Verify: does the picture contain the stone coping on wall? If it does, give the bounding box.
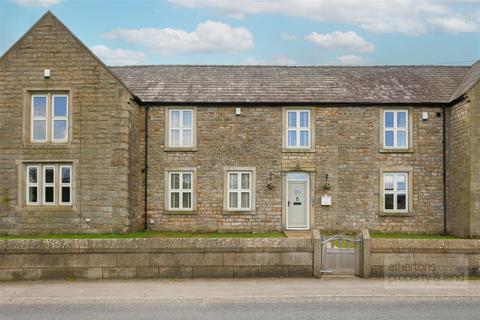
[371,238,480,254]
[0,237,313,254]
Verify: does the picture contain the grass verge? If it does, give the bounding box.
[371,232,460,239]
[0,230,286,240]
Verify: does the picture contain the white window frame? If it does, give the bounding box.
[383,172,408,212]
[168,109,193,148]
[26,165,40,205]
[168,171,193,211]
[42,165,56,205]
[383,110,408,149]
[227,171,252,211]
[31,94,48,143]
[51,94,69,143]
[59,165,72,205]
[286,109,311,149]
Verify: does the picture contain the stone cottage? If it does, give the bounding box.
[0,12,479,237]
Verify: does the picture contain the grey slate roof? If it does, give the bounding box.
[110,65,470,104]
[449,61,480,101]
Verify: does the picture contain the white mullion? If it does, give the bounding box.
[179,111,184,147]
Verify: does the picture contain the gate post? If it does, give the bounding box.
[361,229,371,278]
[312,229,322,278]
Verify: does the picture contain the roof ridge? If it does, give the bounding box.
[109,64,470,69]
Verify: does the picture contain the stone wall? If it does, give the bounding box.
[0,238,313,280]
[0,13,139,234]
[147,106,445,234]
[446,80,480,238]
[370,238,480,277]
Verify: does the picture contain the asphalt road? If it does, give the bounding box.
[2,297,480,320]
[1,279,479,320]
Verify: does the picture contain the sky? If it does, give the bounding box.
[0,0,479,66]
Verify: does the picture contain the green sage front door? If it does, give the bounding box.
[287,177,309,229]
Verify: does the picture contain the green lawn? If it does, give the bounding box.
[371,232,460,239]
[0,230,286,240]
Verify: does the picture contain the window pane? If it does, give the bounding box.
[183,173,192,189]
[287,112,296,128]
[288,130,296,147]
[229,192,238,208]
[182,129,192,146]
[33,120,47,140]
[61,167,71,183]
[45,186,54,203]
[397,194,407,210]
[229,173,238,190]
[397,174,406,190]
[45,168,54,183]
[33,96,47,116]
[61,187,71,203]
[300,130,309,147]
[182,192,192,209]
[384,174,394,190]
[183,111,192,127]
[170,129,180,146]
[241,173,250,189]
[171,111,180,126]
[28,167,38,183]
[170,192,180,208]
[170,173,180,189]
[397,131,407,148]
[53,96,67,116]
[28,186,38,203]
[385,112,394,128]
[385,130,394,147]
[299,112,309,128]
[241,192,250,209]
[397,112,407,128]
[385,194,394,210]
[53,120,67,140]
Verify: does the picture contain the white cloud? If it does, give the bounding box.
[169,0,480,36]
[90,45,146,66]
[11,0,59,7]
[281,32,297,40]
[104,21,253,54]
[336,54,369,66]
[428,17,479,33]
[305,31,374,52]
[246,55,298,65]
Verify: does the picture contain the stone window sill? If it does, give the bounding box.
[379,211,415,217]
[23,143,71,149]
[282,148,315,153]
[379,148,414,154]
[164,147,197,152]
[223,211,255,215]
[163,211,197,215]
[21,206,75,212]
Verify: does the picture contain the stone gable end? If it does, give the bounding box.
[0,12,143,234]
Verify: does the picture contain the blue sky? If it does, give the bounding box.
[1,0,479,66]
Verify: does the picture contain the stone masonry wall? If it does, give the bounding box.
[0,238,313,280]
[446,100,471,237]
[147,106,445,234]
[370,238,480,277]
[0,14,139,234]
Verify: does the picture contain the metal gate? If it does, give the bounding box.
[321,234,362,275]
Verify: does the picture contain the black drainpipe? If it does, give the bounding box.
[442,105,447,235]
[144,105,149,231]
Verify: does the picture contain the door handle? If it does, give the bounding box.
[288,201,290,207]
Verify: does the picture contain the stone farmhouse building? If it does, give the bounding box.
[1,12,479,237]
